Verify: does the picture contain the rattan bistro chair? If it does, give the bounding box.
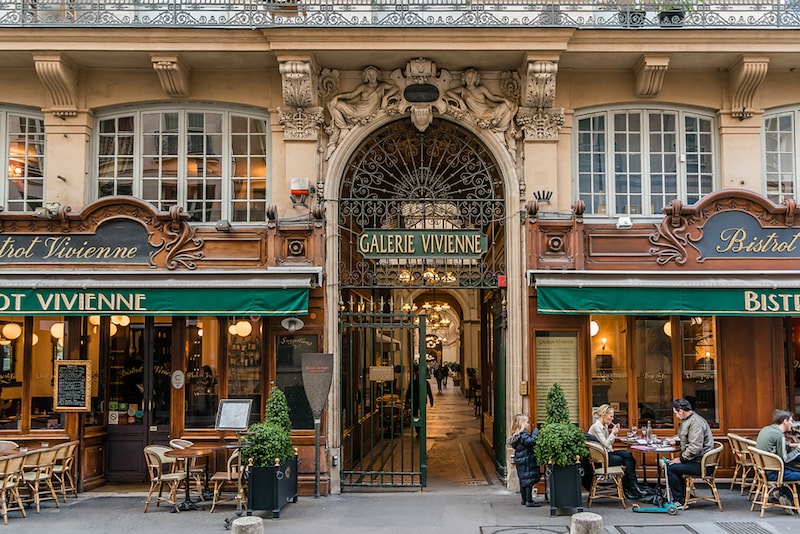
[586,440,627,509]
[52,441,79,502]
[21,448,61,513]
[682,441,724,511]
[208,450,246,513]
[0,454,27,524]
[727,433,757,499]
[168,438,206,501]
[143,445,183,513]
[748,445,800,517]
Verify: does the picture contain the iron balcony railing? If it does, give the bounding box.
[0,0,798,28]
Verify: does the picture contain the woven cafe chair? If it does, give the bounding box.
[0,441,18,452]
[0,454,27,524]
[682,441,724,511]
[727,433,757,499]
[209,449,246,513]
[168,438,205,501]
[20,448,61,513]
[586,440,626,509]
[143,445,183,513]
[748,445,800,517]
[52,441,79,502]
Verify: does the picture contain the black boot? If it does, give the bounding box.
[521,486,530,505]
[624,487,641,500]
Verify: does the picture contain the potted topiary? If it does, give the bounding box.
[241,388,298,519]
[534,383,588,516]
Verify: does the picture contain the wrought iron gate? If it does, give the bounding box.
[339,301,428,488]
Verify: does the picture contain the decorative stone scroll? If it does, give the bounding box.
[278,59,325,141]
[33,54,78,117]
[729,56,769,120]
[516,60,564,142]
[151,55,190,98]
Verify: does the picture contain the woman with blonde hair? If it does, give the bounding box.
[588,404,649,500]
[507,413,541,507]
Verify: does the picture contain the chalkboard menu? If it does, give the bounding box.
[54,360,92,412]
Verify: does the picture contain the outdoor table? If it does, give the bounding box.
[630,442,677,488]
[164,445,214,512]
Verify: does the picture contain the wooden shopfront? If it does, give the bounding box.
[0,197,325,492]
[525,189,800,475]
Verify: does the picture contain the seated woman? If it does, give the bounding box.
[588,404,650,500]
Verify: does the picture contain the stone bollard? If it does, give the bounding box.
[570,511,604,534]
[232,516,264,534]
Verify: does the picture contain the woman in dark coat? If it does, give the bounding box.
[507,413,541,507]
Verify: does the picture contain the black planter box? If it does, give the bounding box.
[547,463,584,517]
[246,457,298,519]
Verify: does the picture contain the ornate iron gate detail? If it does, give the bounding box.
[339,299,428,488]
[339,119,506,290]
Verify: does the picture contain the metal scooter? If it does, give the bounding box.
[631,457,680,515]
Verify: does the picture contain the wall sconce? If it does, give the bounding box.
[290,177,315,209]
[281,317,304,333]
[616,216,633,229]
[214,219,232,232]
[50,322,65,339]
[590,320,599,337]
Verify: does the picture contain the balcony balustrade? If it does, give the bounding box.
[0,0,798,29]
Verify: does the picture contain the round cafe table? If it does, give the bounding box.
[164,446,214,512]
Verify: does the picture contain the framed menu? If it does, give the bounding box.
[54,360,92,412]
[215,398,253,431]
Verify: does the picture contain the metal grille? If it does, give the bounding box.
[339,119,506,290]
[339,301,428,488]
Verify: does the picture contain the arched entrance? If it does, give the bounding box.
[335,118,509,489]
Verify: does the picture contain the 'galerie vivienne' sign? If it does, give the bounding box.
[357,229,487,259]
[694,210,800,259]
[0,219,154,264]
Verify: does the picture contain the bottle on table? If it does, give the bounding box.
[645,420,652,444]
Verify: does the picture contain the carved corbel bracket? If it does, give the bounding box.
[634,55,670,98]
[523,60,557,109]
[729,56,769,120]
[280,59,324,140]
[151,55,190,98]
[33,54,78,117]
[391,58,450,133]
[516,107,565,141]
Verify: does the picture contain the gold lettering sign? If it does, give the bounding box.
[357,229,487,259]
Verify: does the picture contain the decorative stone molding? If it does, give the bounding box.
[279,59,325,140]
[390,58,449,132]
[278,106,325,140]
[729,56,769,120]
[523,60,557,109]
[634,55,670,98]
[516,108,565,141]
[151,55,190,98]
[33,54,78,117]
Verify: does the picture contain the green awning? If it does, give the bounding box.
[530,270,800,316]
[0,268,319,316]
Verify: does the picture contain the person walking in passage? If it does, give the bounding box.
[405,369,434,436]
[588,404,650,500]
[665,397,714,507]
[434,364,447,393]
[507,413,541,507]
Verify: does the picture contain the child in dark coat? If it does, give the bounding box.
[507,413,541,507]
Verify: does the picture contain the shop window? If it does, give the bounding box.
[590,316,628,423]
[84,316,105,427]
[226,317,262,426]
[764,110,798,203]
[32,317,65,430]
[95,106,270,224]
[680,317,718,427]
[276,333,316,430]
[0,318,23,431]
[576,107,715,217]
[2,109,45,212]
[184,316,219,429]
[534,331,579,425]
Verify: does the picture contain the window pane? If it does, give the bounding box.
[6,113,45,212]
[227,317,262,426]
[680,317,719,428]
[0,317,23,430]
[31,317,66,430]
[535,331,579,424]
[185,317,219,429]
[590,316,630,427]
[633,317,673,429]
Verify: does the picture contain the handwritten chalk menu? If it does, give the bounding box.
[54,360,92,412]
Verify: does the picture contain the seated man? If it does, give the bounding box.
[755,409,800,481]
[665,397,714,507]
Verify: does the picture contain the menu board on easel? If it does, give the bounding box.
[54,360,92,412]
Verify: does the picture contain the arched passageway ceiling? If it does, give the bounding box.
[338,119,507,291]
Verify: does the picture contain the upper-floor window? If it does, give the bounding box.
[576,108,715,217]
[2,109,45,212]
[764,110,798,204]
[96,107,270,223]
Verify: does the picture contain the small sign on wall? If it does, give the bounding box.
[54,360,92,412]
